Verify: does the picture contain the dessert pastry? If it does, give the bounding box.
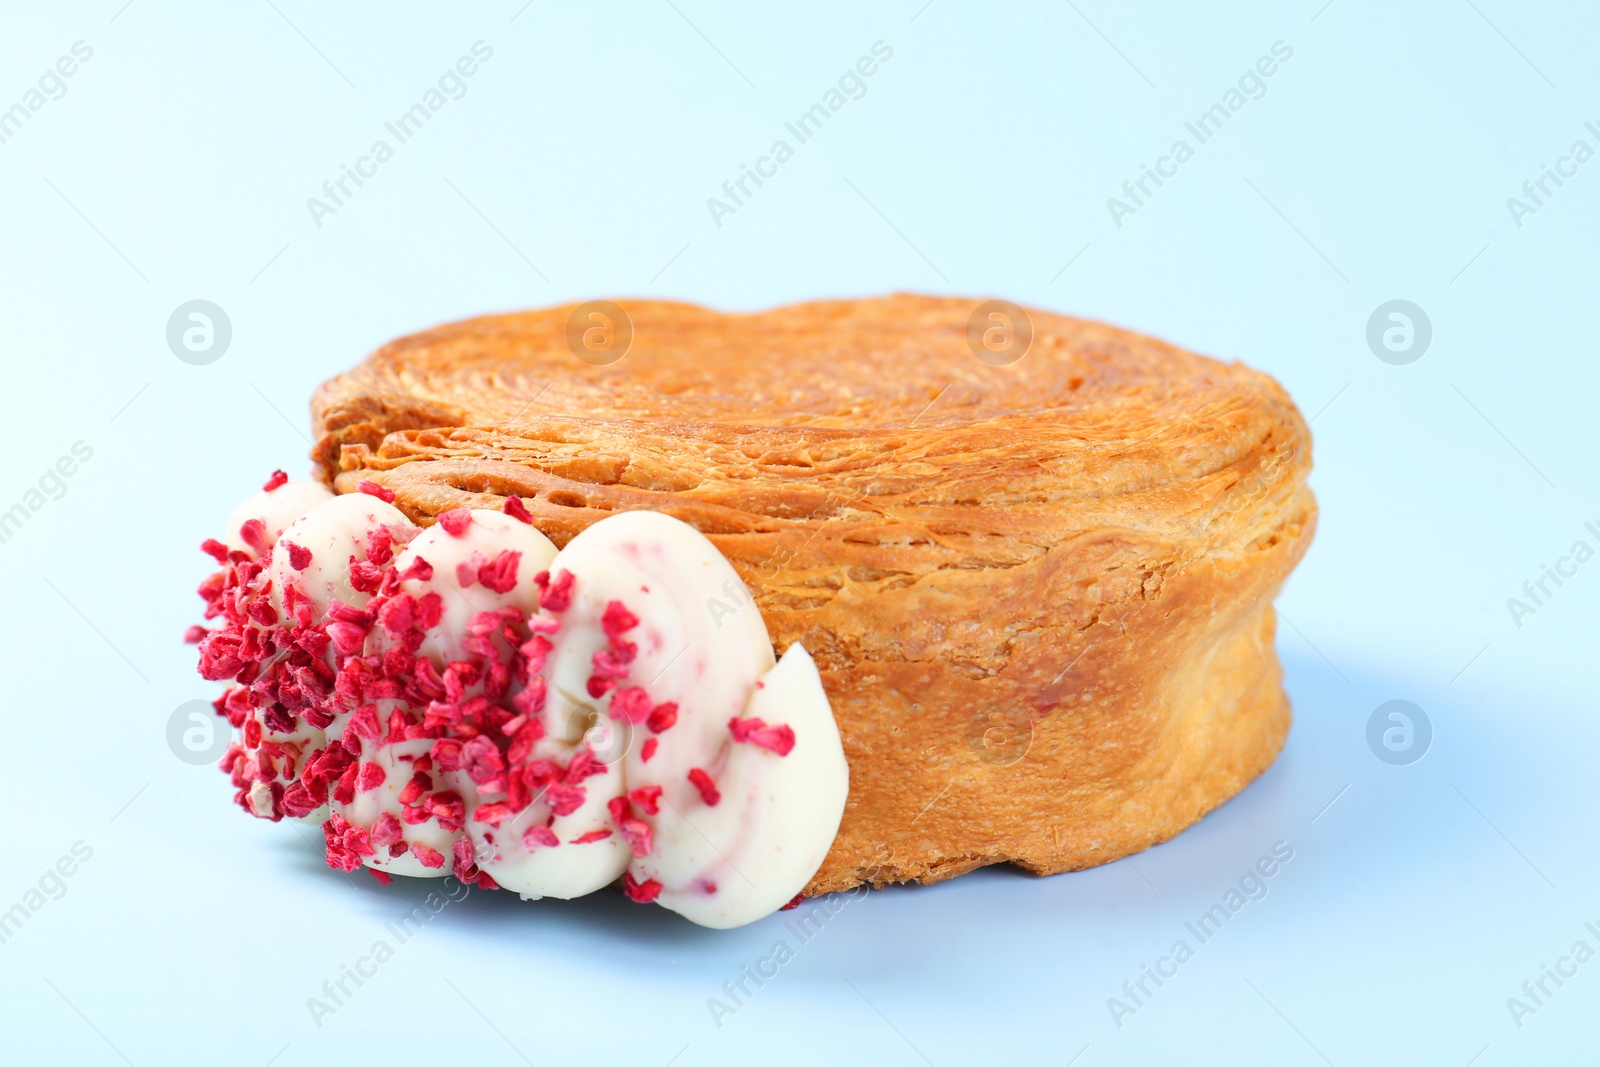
[191,294,1314,924]
[194,474,846,928]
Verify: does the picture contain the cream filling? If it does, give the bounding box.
[216,484,848,929]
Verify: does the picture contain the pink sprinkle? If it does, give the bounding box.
[183,625,208,644]
[451,838,477,879]
[570,829,613,845]
[369,868,394,885]
[780,893,805,911]
[358,480,395,503]
[536,569,575,612]
[456,560,478,588]
[245,599,279,626]
[348,558,383,593]
[322,815,374,872]
[565,750,607,785]
[281,783,321,819]
[356,762,387,793]
[628,785,663,815]
[263,470,288,492]
[608,686,652,723]
[545,783,586,817]
[620,818,652,858]
[728,716,797,757]
[377,594,417,636]
[527,615,562,636]
[284,541,312,571]
[646,702,678,734]
[370,813,404,847]
[200,538,230,563]
[430,738,464,771]
[641,738,658,763]
[461,736,506,787]
[688,768,720,807]
[477,550,521,595]
[239,518,270,557]
[507,719,545,764]
[474,802,513,827]
[397,556,433,582]
[601,600,639,638]
[438,508,472,536]
[397,771,431,806]
[366,525,394,566]
[412,844,446,869]
[503,496,533,524]
[590,647,634,680]
[348,705,381,739]
[622,872,663,903]
[416,593,442,630]
[431,794,467,833]
[523,825,559,850]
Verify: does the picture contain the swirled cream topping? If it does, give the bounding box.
[190,472,848,929]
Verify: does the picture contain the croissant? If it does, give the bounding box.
[308,294,1315,895]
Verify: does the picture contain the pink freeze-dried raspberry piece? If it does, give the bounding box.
[460,736,507,789]
[349,558,382,593]
[358,480,395,503]
[728,716,796,757]
[356,762,387,793]
[477,550,521,594]
[370,813,404,848]
[628,785,662,814]
[601,599,639,638]
[281,782,322,818]
[365,525,394,566]
[474,802,513,827]
[503,496,533,524]
[522,824,559,850]
[239,518,270,557]
[262,470,288,492]
[619,819,652,858]
[437,508,471,536]
[688,768,720,807]
[646,702,678,734]
[623,872,663,903]
[535,569,575,612]
[323,815,375,872]
[608,686,652,723]
[544,783,586,816]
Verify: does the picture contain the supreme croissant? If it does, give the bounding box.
[195,294,1314,922]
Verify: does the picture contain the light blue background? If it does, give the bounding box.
[1,1,1596,1063]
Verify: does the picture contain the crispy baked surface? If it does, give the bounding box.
[311,295,1316,894]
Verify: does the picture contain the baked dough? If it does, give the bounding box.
[310,294,1315,895]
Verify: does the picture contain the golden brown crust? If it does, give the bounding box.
[310,295,1315,895]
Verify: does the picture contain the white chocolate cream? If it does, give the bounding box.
[224,478,333,555]
[194,482,849,929]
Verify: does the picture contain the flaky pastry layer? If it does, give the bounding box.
[309,295,1316,894]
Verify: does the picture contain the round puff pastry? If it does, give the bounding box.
[310,294,1316,896]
